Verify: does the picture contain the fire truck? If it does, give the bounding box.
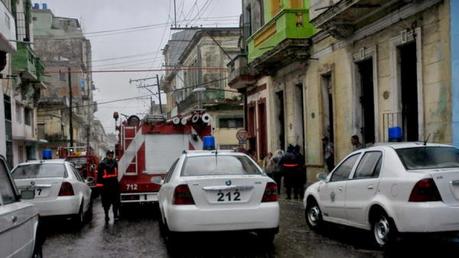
[58,146,100,193]
[115,111,212,205]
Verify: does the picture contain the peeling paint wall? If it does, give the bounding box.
[305,1,451,181]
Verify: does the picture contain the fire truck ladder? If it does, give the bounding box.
[118,126,144,180]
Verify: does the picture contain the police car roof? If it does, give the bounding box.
[17,159,67,166]
[183,150,245,157]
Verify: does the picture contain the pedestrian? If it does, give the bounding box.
[271,150,284,194]
[262,152,274,178]
[322,137,335,173]
[293,145,306,199]
[98,150,120,223]
[351,135,363,150]
[279,145,302,200]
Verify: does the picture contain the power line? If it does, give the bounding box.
[44,66,228,74]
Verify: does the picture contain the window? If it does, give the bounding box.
[0,159,17,205]
[11,163,67,179]
[24,107,33,126]
[70,165,84,182]
[164,159,179,183]
[330,154,360,182]
[181,155,261,176]
[396,147,459,170]
[354,152,382,179]
[16,103,22,123]
[219,117,243,129]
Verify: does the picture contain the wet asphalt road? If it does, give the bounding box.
[40,196,459,258]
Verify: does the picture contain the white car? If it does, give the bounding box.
[11,159,92,227]
[0,155,41,258]
[157,151,279,243]
[304,143,459,247]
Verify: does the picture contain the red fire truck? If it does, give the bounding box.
[115,112,211,205]
[58,146,101,193]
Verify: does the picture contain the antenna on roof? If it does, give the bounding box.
[423,133,431,146]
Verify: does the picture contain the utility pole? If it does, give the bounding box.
[68,67,74,148]
[156,74,163,114]
[173,0,177,28]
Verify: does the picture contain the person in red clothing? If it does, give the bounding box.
[98,150,120,223]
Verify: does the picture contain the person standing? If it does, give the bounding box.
[279,145,302,200]
[293,145,306,199]
[322,137,334,173]
[98,150,120,223]
[262,152,274,178]
[351,135,363,150]
[271,150,284,194]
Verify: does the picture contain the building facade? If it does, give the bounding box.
[163,28,244,150]
[31,5,97,158]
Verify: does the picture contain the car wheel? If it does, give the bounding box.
[84,199,93,223]
[72,201,84,228]
[305,198,323,231]
[372,212,397,248]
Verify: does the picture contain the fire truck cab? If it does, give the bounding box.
[115,112,211,205]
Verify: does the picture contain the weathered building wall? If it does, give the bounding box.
[304,1,451,181]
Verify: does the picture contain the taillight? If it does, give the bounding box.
[262,182,278,202]
[58,182,75,196]
[173,184,195,205]
[409,178,442,202]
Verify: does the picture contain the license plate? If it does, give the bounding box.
[21,189,35,200]
[217,190,241,202]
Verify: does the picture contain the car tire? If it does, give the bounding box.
[305,198,323,231]
[72,201,84,228]
[84,198,93,223]
[372,211,398,248]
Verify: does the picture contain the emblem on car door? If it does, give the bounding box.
[330,191,336,202]
[225,180,232,186]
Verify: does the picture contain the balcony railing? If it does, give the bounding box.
[12,42,44,81]
[227,54,256,89]
[247,5,314,63]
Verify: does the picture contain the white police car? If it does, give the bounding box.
[157,142,279,244]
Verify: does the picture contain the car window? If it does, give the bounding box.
[396,146,459,170]
[330,154,360,182]
[11,163,67,179]
[181,155,261,176]
[70,165,84,182]
[353,152,382,179]
[164,158,179,183]
[0,160,17,205]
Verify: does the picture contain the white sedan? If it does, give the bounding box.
[158,151,279,243]
[11,159,92,227]
[304,143,459,248]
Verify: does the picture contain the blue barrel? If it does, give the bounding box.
[203,136,216,150]
[42,149,53,159]
[388,127,403,142]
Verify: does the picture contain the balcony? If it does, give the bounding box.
[247,3,314,72]
[177,90,228,114]
[310,0,413,39]
[12,42,44,81]
[227,54,256,90]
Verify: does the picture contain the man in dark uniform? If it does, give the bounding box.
[98,150,120,223]
[280,145,303,200]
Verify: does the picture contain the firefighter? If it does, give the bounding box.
[98,150,120,223]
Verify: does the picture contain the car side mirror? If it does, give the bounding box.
[316,172,328,182]
[151,176,163,185]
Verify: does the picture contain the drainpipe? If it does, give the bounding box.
[452,0,459,147]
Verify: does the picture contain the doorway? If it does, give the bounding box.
[257,101,267,159]
[275,91,285,150]
[295,83,305,154]
[357,58,375,145]
[398,42,418,141]
[321,74,334,142]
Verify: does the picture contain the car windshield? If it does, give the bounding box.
[11,163,67,179]
[181,155,261,176]
[396,146,459,170]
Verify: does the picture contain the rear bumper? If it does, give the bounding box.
[120,192,158,203]
[27,196,81,217]
[393,202,459,232]
[166,202,280,232]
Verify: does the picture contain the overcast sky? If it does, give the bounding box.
[36,0,241,134]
